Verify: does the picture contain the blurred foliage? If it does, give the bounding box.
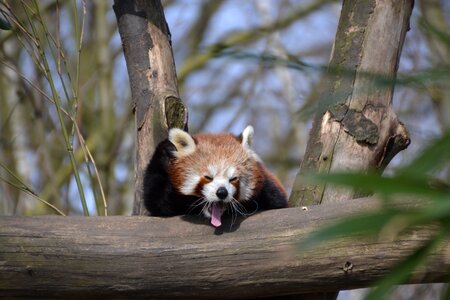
[0,0,447,208]
[0,0,130,215]
[296,2,450,296]
[299,131,450,299]
[0,0,345,216]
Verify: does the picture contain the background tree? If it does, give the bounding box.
[2,0,447,214]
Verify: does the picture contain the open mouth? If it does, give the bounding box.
[210,201,225,228]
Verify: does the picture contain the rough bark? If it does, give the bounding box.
[1,197,448,299]
[289,0,413,207]
[113,0,188,216]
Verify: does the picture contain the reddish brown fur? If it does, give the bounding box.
[231,179,240,200]
[169,132,265,200]
[192,177,205,196]
[144,127,287,218]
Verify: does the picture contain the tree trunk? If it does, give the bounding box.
[288,1,413,299]
[289,0,413,207]
[113,0,188,216]
[1,197,448,299]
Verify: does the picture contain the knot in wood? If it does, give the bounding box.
[342,261,353,273]
[26,266,34,276]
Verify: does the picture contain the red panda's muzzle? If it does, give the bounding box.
[216,186,228,200]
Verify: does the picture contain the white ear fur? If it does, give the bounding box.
[168,128,196,157]
[241,125,254,149]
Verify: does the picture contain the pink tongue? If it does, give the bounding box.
[211,202,223,228]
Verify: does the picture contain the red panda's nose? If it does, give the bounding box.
[216,187,228,200]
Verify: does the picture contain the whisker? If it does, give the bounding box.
[201,200,212,217]
[230,200,245,216]
[227,201,238,230]
[248,199,258,215]
[188,197,207,215]
[190,197,206,208]
[228,202,237,227]
[232,197,256,217]
[225,198,248,230]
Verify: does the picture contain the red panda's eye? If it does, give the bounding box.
[230,177,238,182]
[204,175,213,181]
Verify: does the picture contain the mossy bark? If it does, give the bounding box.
[113,0,188,215]
[289,0,413,207]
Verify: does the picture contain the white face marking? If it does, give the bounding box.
[202,176,236,203]
[207,165,217,177]
[226,166,236,179]
[180,173,201,195]
[239,177,253,201]
[200,166,241,218]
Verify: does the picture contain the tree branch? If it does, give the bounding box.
[1,197,448,299]
[113,0,188,216]
[289,0,413,207]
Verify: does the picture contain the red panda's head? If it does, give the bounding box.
[167,126,263,227]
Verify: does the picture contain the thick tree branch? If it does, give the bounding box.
[113,0,188,216]
[1,197,448,299]
[289,0,413,207]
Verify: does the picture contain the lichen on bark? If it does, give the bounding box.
[342,109,378,145]
[289,0,413,207]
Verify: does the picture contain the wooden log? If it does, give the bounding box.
[0,197,448,299]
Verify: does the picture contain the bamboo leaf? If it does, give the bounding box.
[299,193,450,251]
[298,210,399,250]
[411,197,450,224]
[307,172,442,198]
[398,131,450,178]
[443,282,450,300]
[0,175,65,216]
[418,17,450,46]
[365,227,449,300]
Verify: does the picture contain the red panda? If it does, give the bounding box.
[143,126,288,227]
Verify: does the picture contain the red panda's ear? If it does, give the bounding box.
[168,128,196,158]
[240,125,262,162]
[241,125,254,150]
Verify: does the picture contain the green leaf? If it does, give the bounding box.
[418,17,450,47]
[365,227,449,300]
[407,196,450,225]
[443,281,450,300]
[398,131,450,178]
[298,210,399,250]
[307,172,442,198]
[299,195,450,250]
